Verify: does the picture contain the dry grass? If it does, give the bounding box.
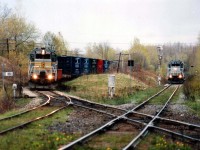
[64,73,148,103]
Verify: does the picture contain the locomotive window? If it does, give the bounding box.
[30,54,34,61]
[36,54,51,59]
[171,64,180,66]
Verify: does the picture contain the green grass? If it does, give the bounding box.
[62,73,159,105]
[0,106,59,131]
[74,132,134,150]
[100,86,162,105]
[149,87,176,104]
[137,133,192,150]
[185,100,200,116]
[0,107,76,150]
[170,86,183,103]
[0,99,33,119]
[15,98,32,108]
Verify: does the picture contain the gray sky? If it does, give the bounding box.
[1,0,200,50]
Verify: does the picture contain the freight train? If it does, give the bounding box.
[167,60,185,84]
[28,48,110,88]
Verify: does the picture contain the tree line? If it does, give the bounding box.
[0,4,199,77]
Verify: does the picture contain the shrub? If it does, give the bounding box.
[183,75,200,101]
[0,87,15,113]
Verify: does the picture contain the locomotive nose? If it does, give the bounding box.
[40,71,46,78]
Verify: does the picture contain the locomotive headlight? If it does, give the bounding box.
[169,74,172,78]
[173,67,177,71]
[178,74,183,78]
[42,50,46,55]
[48,74,53,80]
[32,74,38,79]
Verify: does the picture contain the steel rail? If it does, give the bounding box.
[53,91,127,113]
[124,117,200,142]
[150,125,200,143]
[156,117,200,129]
[0,106,66,135]
[58,88,200,130]
[55,86,200,150]
[56,85,200,150]
[123,85,180,150]
[0,93,71,135]
[58,85,171,150]
[0,95,51,122]
[70,103,117,118]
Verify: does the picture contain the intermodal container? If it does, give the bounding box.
[57,56,72,76]
[81,58,91,74]
[57,69,62,80]
[97,59,103,73]
[103,60,110,73]
[72,57,82,76]
[90,59,97,74]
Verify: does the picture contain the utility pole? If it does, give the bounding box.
[1,63,5,98]
[116,52,129,73]
[117,52,121,73]
[157,46,163,86]
[2,64,4,90]
[7,38,9,58]
[128,54,134,92]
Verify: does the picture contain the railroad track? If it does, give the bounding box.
[2,86,199,149]
[0,93,69,135]
[57,85,200,149]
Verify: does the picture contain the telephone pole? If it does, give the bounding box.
[116,52,129,73]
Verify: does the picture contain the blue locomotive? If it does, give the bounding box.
[167,60,185,83]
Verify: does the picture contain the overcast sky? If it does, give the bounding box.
[1,0,200,50]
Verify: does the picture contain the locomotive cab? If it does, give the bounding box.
[28,47,58,85]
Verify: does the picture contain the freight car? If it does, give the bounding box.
[167,60,185,84]
[57,56,110,78]
[28,47,58,88]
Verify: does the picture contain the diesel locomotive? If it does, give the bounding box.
[167,60,185,83]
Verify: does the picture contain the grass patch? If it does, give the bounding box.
[170,86,183,103]
[0,106,59,131]
[101,86,162,105]
[0,107,77,150]
[15,98,32,108]
[74,132,134,150]
[149,87,176,104]
[0,98,32,117]
[185,100,200,116]
[62,73,157,105]
[137,133,192,150]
